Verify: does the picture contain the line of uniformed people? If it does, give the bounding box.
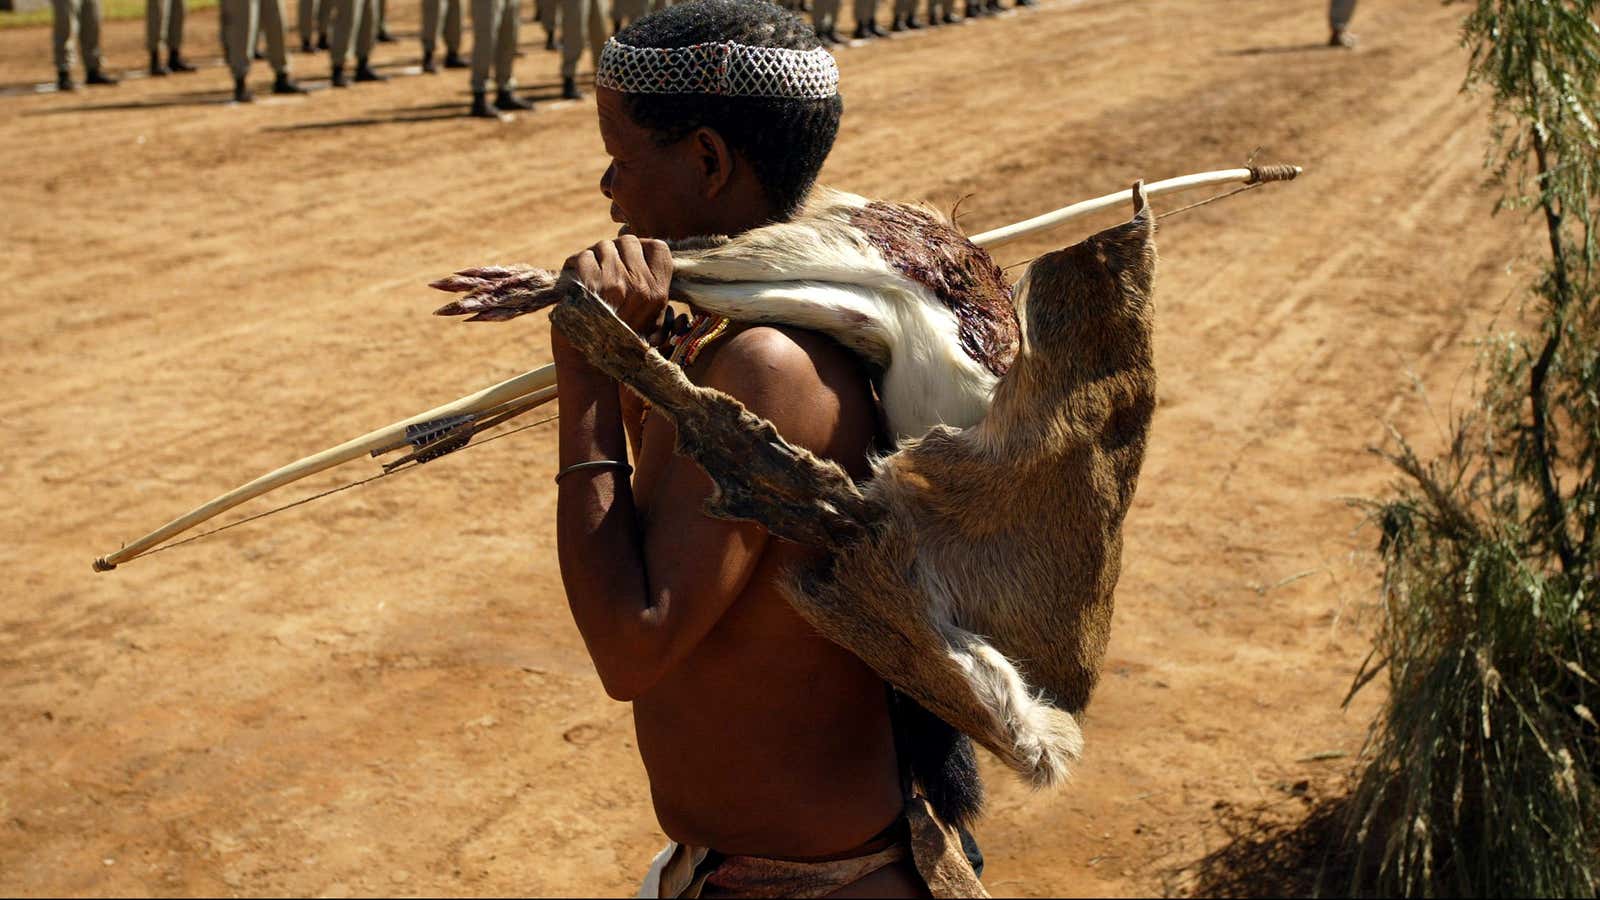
[49,0,1093,112]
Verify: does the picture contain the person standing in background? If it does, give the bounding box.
[470,0,533,116]
[147,0,196,75]
[890,0,918,32]
[376,0,396,41]
[1329,0,1357,47]
[223,0,307,100]
[811,0,841,45]
[421,0,467,72]
[851,0,884,40]
[52,0,117,90]
[537,0,559,50]
[298,0,334,52]
[329,0,387,86]
[558,0,607,100]
[612,0,645,34]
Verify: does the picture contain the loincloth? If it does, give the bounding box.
[637,796,987,899]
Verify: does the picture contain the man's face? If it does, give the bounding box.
[596,88,708,241]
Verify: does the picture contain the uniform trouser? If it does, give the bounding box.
[225,0,290,76]
[1329,0,1356,29]
[331,0,377,65]
[537,0,557,33]
[893,0,913,19]
[147,0,184,55]
[812,0,837,31]
[51,0,104,73]
[926,0,951,19]
[651,0,668,9]
[471,0,519,91]
[298,0,331,42]
[560,0,608,79]
[613,0,645,25]
[853,0,875,25]
[422,0,463,53]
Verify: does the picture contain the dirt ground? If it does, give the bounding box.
[0,0,1543,895]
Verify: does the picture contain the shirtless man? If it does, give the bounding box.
[550,1,981,896]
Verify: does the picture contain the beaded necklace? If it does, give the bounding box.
[639,311,731,428]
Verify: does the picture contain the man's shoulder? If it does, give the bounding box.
[694,323,878,464]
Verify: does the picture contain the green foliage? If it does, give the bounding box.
[1343,0,1600,896]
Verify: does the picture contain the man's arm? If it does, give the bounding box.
[550,238,876,701]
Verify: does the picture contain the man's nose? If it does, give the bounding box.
[600,162,615,199]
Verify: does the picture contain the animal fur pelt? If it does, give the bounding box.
[432,188,1021,442]
[484,186,1157,790]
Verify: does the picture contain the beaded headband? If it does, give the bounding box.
[595,38,840,100]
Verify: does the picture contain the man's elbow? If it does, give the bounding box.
[593,656,666,703]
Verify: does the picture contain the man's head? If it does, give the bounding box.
[594,0,844,241]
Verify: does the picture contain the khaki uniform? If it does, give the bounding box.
[471,0,520,91]
[51,0,105,74]
[331,0,378,66]
[1329,0,1356,30]
[224,0,291,78]
[297,0,334,45]
[422,0,463,54]
[560,0,608,80]
[613,0,646,27]
[812,0,838,35]
[537,0,557,38]
[147,0,184,57]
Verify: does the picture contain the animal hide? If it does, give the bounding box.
[442,186,1158,789]
[433,188,1020,442]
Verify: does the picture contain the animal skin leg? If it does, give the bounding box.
[548,280,878,549]
[790,561,1083,787]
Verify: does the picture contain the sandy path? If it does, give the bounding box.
[0,0,1539,895]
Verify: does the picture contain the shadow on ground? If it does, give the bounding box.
[1167,794,1369,898]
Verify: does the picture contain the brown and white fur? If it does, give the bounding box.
[434,188,1020,442]
[533,186,1157,790]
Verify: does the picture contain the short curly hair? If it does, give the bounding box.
[614,0,844,220]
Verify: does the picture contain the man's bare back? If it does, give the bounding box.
[627,324,903,858]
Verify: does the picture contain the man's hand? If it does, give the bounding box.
[561,235,674,338]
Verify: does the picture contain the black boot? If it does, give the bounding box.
[561,76,582,100]
[906,13,922,27]
[422,50,437,73]
[868,15,888,36]
[84,67,119,86]
[495,88,533,110]
[317,32,330,50]
[301,36,315,53]
[942,10,956,22]
[984,0,1002,12]
[544,30,557,50]
[853,20,868,39]
[354,57,387,81]
[330,64,349,87]
[963,1,979,16]
[444,50,468,68]
[56,69,76,91]
[470,90,498,118]
[169,51,196,72]
[890,14,905,31]
[827,27,844,43]
[233,75,254,102]
[150,50,170,76]
[376,26,396,42]
[273,71,308,93]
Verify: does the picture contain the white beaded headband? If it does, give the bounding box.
[595,38,840,100]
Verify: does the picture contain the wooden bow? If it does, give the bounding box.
[92,164,1299,572]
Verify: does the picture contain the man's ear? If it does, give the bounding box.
[691,126,736,200]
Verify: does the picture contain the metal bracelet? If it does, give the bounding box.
[554,459,633,484]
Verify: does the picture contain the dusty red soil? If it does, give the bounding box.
[0,0,1540,895]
